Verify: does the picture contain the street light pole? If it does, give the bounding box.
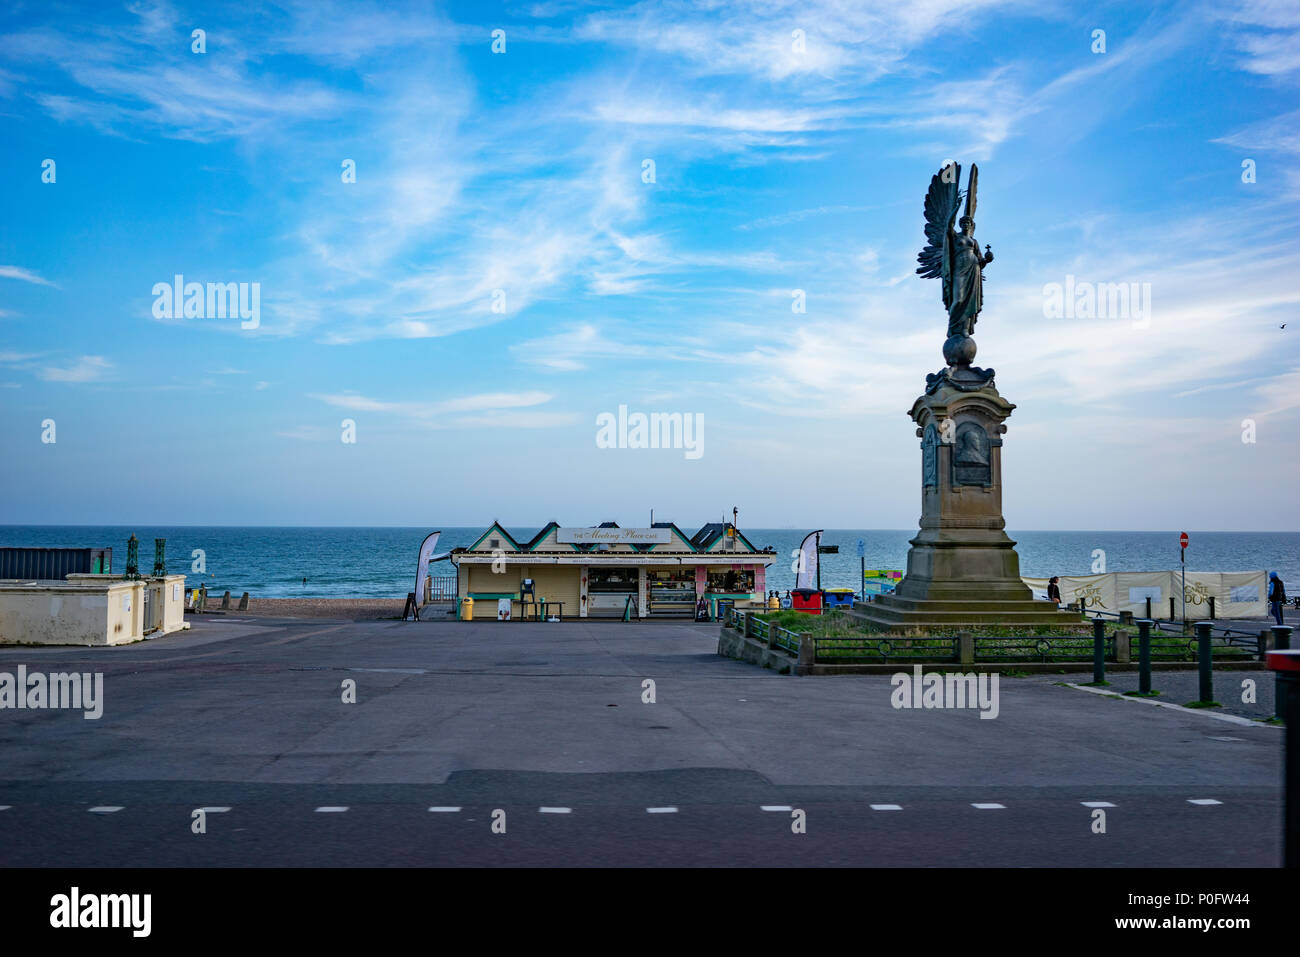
[816,530,822,592]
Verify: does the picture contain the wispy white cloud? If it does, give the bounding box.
[574,0,1022,83]
[39,355,113,382]
[275,425,336,442]
[0,265,55,286]
[1219,0,1300,76]
[306,390,574,428]
[510,323,653,371]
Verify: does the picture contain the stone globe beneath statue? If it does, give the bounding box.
[943,334,977,366]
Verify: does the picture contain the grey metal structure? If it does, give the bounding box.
[0,547,112,580]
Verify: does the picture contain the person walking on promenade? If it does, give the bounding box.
[1047,576,1062,607]
[1268,572,1286,626]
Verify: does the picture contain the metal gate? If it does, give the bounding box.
[142,587,157,634]
[425,576,458,602]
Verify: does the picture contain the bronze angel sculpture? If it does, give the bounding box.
[917,162,993,360]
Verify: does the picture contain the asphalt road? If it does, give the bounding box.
[0,615,1284,866]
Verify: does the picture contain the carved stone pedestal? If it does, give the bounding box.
[854,370,1080,631]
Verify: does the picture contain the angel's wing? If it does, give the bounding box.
[916,163,961,308]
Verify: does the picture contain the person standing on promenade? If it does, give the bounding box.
[1047,576,1062,607]
[1268,572,1286,625]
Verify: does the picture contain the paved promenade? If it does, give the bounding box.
[0,615,1282,866]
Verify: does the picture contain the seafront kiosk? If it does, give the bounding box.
[450,521,777,620]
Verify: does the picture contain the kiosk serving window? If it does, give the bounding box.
[588,568,638,592]
[587,566,638,618]
[647,568,694,618]
[707,567,754,593]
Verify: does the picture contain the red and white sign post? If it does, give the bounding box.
[1179,532,1188,625]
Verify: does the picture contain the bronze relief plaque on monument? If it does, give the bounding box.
[952,421,992,488]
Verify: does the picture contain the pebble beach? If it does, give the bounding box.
[197,597,453,621]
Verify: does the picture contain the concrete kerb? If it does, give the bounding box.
[1063,681,1284,729]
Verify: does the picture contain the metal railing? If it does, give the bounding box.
[773,626,801,654]
[974,635,1112,663]
[727,608,802,655]
[1085,609,1266,655]
[817,637,958,663]
[425,576,458,602]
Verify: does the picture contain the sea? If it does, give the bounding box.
[1,526,1296,600]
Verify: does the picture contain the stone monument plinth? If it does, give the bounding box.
[855,370,1078,630]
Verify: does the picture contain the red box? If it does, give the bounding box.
[791,588,823,615]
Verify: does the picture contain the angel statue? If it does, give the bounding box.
[917,162,993,365]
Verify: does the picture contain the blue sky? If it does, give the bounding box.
[1,0,1298,530]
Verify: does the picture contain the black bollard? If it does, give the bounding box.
[1265,650,1300,867]
[1145,596,1152,622]
[1169,596,1176,623]
[1274,626,1294,719]
[1092,617,1106,684]
[1195,621,1213,704]
[1277,625,1295,652]
[1138,619,1153,695]
[1208,596,1215,620]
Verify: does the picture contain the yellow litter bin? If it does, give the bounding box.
[460,597,474,621]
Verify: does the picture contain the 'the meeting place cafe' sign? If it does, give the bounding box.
[556,527,671,545]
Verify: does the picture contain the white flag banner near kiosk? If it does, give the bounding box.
[414,531,442,606]
[794,530,822,591]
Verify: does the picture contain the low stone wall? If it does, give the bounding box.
[716,626,797,674]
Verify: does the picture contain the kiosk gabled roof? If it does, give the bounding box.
[633,521,698,553]
[467,521,524,552]
[519,521,582,552]
[691,522,760,553]
[458,519,767,557]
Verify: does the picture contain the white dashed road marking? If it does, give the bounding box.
[760,805,793,812]
[199,807,231,813]
[538,807,571,814]
[1081,802,1116,808]
[427,807,462,813]
[870,804,904,811]
[971,803,1006,810]
[646,807,678,813]
[88,807,123,814]
[1187,799,1223,805]
[315,806,349,813]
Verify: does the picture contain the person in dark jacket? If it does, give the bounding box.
[1047,576,1062,606]
[1268,572,1287,626]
